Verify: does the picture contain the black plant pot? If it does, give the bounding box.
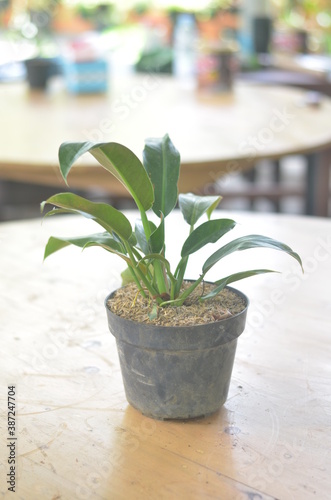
[24,57,61,90]
[252,16,273,54]
[105,285,248,420]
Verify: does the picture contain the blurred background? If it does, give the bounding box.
[0,0,331,220]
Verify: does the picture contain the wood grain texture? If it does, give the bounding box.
[0,210,330,499]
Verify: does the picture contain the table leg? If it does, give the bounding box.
[0,181,5,221]
[306,153,316,215]
[272,159,281,213]
[242,165,257,210]
[305,150,331,217]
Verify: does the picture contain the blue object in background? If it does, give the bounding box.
[63,59,108,94]
[0,62,26,82]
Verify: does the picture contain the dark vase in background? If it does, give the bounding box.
[24,57,61,90]
[252,16,273,54]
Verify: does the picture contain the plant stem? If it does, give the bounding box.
[174,223,194,297]
[127,265,147,298]
[124,241,162,304]
[154,260,168,294]
[174,256,188,297]
[139,209,151,240]
[139,209,168,295]
[160,275,204,307]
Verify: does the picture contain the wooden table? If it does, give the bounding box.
[1,210,330,499]
[0,75,331,215]
[272,53,331,80]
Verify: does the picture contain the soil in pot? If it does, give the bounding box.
[107,281,246,326]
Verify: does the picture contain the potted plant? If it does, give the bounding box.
[20,2,61,90]
[41,134,303,420]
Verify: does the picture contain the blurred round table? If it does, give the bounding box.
[0,74,330,215]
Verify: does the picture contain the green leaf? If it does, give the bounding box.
[135,219,158,255]
[58,141,154,211]
[206,196,222,220]
[178,193,222,226]
[148,304,158,321]
[135,219,154,255]
[139,253,173,278]
[181,218,236,257]
[135,216,165,255]
[44,236,71,258]
[200,269,276,301]
[128,232,137,247]
[160,275,204,307]
[143,134,180,217]
[149,214,165,254]
[41,207,73,217]
[203,234,304,274]
[42,193,132,241]
[58,142,94,183]
[121,266,136,286]
[43,232,126,260]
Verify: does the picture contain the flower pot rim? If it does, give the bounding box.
[105,282,249,331]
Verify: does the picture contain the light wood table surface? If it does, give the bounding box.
[1,210,330,499]
[0,75,331,215]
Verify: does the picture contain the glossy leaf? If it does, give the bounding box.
[206,196,222,220]
[41,193,132,240]
[42,135,304,309]
[135,216,165,255]
[149,214,165,254]
[128,232,137,247]
[143,134,180,217]
[44,232,126,261]
[58,142,94,182]
[135,219,155,255]
[200,269,276,301]
[181,218,236,257]
[42,207,74,218]
[178,193,222,226]
[203,234,304,274]
[59,141,154,211]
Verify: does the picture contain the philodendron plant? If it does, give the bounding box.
[42,134,303,312]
